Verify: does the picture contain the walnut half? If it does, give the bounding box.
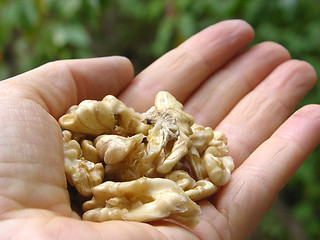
[82,177,200,228]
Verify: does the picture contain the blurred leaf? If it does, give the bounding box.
[52,23,90,48]
[117,0,147,20]
[0,65,9,80]
[293,202,314,222]
[20,0,39,28]
[85,0,101,12]
[1,1,20,28]
[251,207,290,239]
[151,17,175,57]
[145,0,165,21]
[175,0,193,10]
[176,12,196,41]
[54,0,82,19]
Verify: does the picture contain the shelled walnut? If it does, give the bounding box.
[59,91,234,227]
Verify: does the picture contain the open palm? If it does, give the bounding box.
[0,20,319,240]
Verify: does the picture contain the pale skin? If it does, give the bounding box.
[0,20,319,240]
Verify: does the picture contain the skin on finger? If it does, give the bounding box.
[119,20,254,112]
[212,104,320,240]
[0,56,134,119]
[0,57,134,218]
[189,201,229,240]
[0,209,199,240]
[217,59,317,167]
[0,98,72,217]
[184,41,291,128]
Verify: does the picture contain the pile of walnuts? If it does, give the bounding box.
[59,91,234,227]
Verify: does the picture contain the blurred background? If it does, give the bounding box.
[0,0,319,238]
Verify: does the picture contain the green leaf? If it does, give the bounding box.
[151,17,175,57]
[20,0,39,28]
[176,13,196,40]
[146,0,165,21]
[52,23,90,48]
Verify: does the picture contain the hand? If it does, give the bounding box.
[0,20,319,240]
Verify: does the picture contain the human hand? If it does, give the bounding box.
[0,20,319,240]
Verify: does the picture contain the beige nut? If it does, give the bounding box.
[156,133,191,174]
[82,177,200,228]
[203,153,234,186]
[185,146,206,180]
[187,124,214,180]
[152,91,194,136]
[103,151,156,181]
[94,134,145,165]
[59,96,152,136]
[185,179,218,202]
[165,170,196,190]
[187,127,235,186]
[81,140,100,163]
[190,124,214,151]
[143,92,195,174]
[62,130,81,162]
[101,95,151,136]
[166,170,217,201]
[202,131,234,186]
[63,130,104,197]
[208,131,230,156]
[154,91,184,112]
[59,100,116,136]
[94,133,156,181]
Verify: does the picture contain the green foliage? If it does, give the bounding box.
[283,145,320,239]
[0,0,319,238]
[249,208,291,240]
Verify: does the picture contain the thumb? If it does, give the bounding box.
[0,56,134,119]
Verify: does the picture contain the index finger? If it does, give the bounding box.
[119,20,254,112]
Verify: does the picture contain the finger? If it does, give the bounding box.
[217,60,317,167]
[0,97,72,216]
[1,210,199,240]
[119,20,254,112]
[0,57,134,118]
[213,104,320,239]
[184,41,291,127]
[0,57,133,216]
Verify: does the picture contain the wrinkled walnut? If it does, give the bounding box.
[62,130,104,197]
[165,170,217,201]
[59,91,234,227]
[82,177,200,228]
[59,96,151,136]
[187,125,235,186]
